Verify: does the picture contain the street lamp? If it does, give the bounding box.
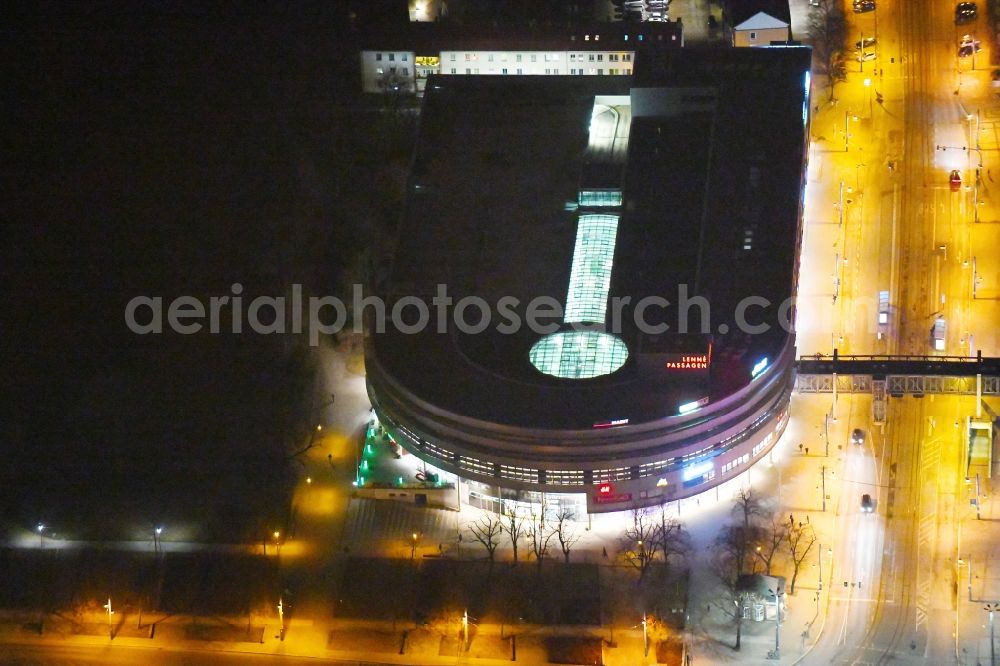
[767,587,783,659]
[642,612,649,656]
[153,526,163,554]
[277,597,285,641]
[36,523,45,549]
[986,602,1000,666]
[411,532,419,559]
[273,531,281,556]
[103,597,114,638]
[864,78,873,117]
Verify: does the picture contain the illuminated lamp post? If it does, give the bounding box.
[985,602,999,666]
[103,597,114,638]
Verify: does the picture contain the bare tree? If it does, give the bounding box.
[553,508,580,564]
[526,506,556,569]
[732,486,766,531]
[653,504,690,568]
[707,548,755,652]
[754,513,789,576]
[808,0,848,101]
[714,523,763,581]
[620,507,658,581]
[786,522,818,594]
[468,515,503,570]
[501,503,527,564]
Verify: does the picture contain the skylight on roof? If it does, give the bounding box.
[529,330,629,380]
[564,214,619,323]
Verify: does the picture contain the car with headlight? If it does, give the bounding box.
[955,2,977,23]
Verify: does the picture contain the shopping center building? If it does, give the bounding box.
[365,47,813,513]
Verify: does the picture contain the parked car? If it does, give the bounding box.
[861,493,875,513]
[853,0,876,12]
[856,51,877,62]
[931,316,947,351]
[855,36,877,50]
[851,428,866,445]
[958,35,982,57]
[955,1,977,23]
[950,169,962,191]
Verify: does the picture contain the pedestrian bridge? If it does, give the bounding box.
[794,352,1000,423]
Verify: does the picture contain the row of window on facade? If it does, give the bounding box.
[375,52,408,62]
[447,52,632,63]
[376,67,410,76]
[721,452,751,474]
[444,68,631,75]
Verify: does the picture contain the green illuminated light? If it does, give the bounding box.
[579,190,623,207]
[529,330,629,379]
[564,214,619,324]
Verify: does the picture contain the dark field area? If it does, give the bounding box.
[3,3,412,541]
[0,548,277,616]
[335,557,688,631]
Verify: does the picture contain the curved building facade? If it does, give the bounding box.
[365,48,812,512]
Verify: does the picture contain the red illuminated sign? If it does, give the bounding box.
[597,483,614,495]
[665,354,709,370]
[593,419,629,429]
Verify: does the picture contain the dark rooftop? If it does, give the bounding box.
[360,20,684,54]
[373,47,812,430]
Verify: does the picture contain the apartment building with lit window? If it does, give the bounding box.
[359,22,684,95]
